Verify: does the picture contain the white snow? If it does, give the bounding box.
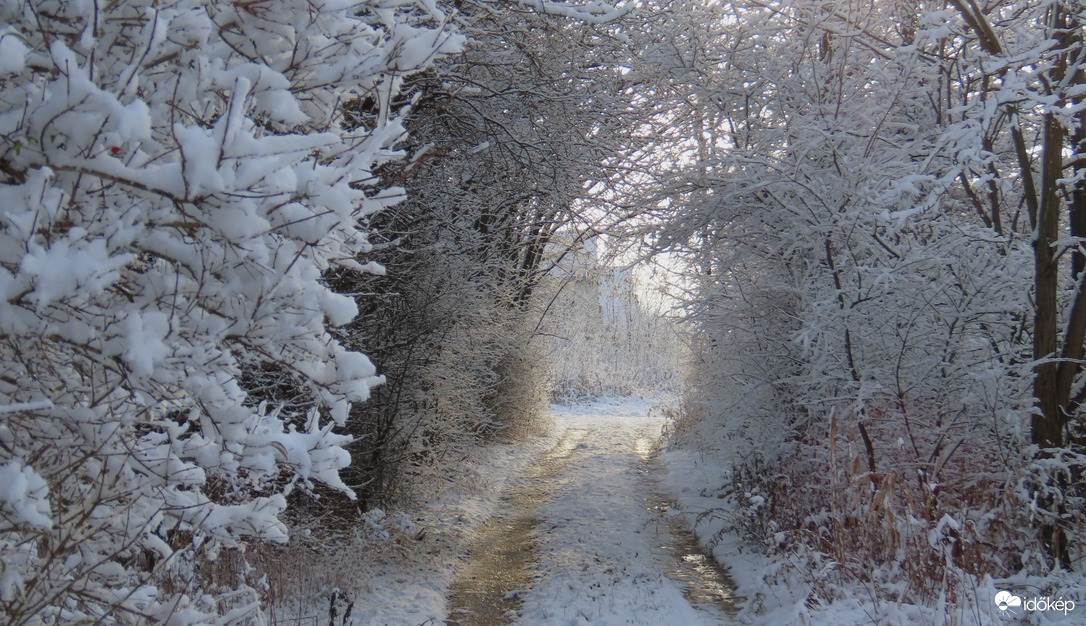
[347,395,1066,625]
[0,1,462,620]
[274,397,1086,625]
[335,426,564,625]
[516,398,728,625]
[0,461,52,529]
[333,397,741,625]
[0,31,28,75]
[656,442,1086,624]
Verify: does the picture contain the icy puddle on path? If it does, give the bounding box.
[639,455,739,618]
[448,404,739,625]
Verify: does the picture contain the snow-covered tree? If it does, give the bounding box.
[647,0,1068,605]
[939,0,1086,568]
[0,0,458,621]
[327,0,650,507]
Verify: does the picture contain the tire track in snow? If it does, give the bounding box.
[447,429,589,625]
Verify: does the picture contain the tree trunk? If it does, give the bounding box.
[955,0,1079,570]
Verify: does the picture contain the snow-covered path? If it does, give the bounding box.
[448,399,738,625]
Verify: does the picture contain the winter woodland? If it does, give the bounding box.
[1,0,1086,624]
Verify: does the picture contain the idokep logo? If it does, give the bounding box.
[994,590,1075,616]
[994,590,1021,612]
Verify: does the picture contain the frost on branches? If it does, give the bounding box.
[0,0,460,622]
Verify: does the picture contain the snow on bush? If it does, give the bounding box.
[650,0,1081,614]
[0,0,460,622]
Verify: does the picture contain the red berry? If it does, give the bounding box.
[110,146,120,155]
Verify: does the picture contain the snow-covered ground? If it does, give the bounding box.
[514,397,735,625]
[320,396,743,626]
[316,395,1086,626]
[337,424,563,626]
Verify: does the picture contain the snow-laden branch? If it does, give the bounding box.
[517,0,632,23]
[0,0,461,622]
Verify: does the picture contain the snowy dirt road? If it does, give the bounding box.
[447,399,738,625]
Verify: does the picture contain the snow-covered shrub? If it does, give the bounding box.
[0,0,459,621]
[650,0,1076,613]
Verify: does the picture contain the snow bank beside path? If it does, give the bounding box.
[658,450,806,625]
[657,450,1075,625]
